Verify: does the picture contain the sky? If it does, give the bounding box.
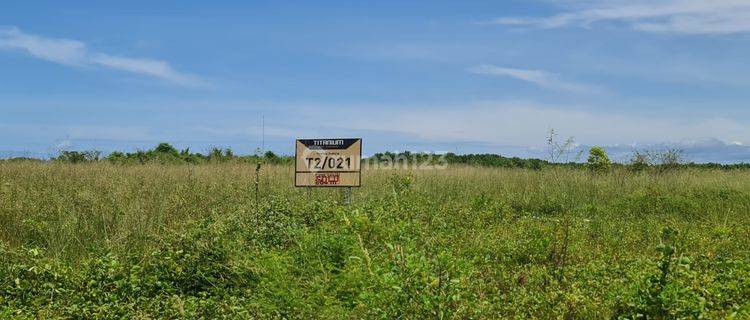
[2,0,750,162]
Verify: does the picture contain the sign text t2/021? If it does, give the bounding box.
[295,138,361,187]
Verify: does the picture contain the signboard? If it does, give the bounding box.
[295,138,361,187]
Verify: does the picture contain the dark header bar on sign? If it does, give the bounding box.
[297,138,359,150]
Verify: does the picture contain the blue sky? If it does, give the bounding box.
[2,0,750,162]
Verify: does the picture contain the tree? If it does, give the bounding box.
[264,151,278,160]
[546,129,577,163]
[629,150,650,172]
[655,148,683,173]
[154,143,179,157]
[55,150,101,163]
[106,151,126,163]
[587,146,611,172]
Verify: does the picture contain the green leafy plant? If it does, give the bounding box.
[586,146,611,172]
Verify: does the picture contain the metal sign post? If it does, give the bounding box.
[344,187,352,206]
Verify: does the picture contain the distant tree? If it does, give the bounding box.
[629,150,650,172]
[106,151,126,163]
[154,143,179,157]
[264,151,278,161]
[653,148,684,173]
[587,146,611,172]
[546,129,577,163]
[627,148,684,173]
[56,151,86,163]
[135,150,147,165]
[208,147,225,162]
[55,150,100,163]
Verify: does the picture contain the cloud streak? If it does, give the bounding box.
[307,101,750,148]
[489,0,750,35]
[468,65,599,93]
[0,26,204,86]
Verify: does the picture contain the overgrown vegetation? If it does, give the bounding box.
[369,151,548,170]
[1,163,749,318]
[2,141,749,172]
[51,143,290,165]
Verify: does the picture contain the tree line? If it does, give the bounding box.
[50,143,290,165]
[2,142,750,170]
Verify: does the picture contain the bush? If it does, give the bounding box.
[629,150,650,172]
[55,150,101,163]
[586,146,611,172]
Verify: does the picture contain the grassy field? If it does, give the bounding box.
[1,162,749,318]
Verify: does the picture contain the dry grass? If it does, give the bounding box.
[2,163,748,261]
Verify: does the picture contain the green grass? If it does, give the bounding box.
[1,163,750,318]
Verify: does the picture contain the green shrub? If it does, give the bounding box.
[587,146,611,172]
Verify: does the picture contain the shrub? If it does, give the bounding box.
[586,146,611,172]
[55,150,101,163]
[154,143,180,157]
[629,150,650,172]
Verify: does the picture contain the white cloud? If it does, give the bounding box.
[0,27,87,65]
[313,101,750,147]
[0,26,204,86]
[468,64,598,93]
[489,0,750,35]
[89,54,204,87]
[5,99,750,162]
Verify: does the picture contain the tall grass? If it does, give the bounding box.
[1,163,749,318]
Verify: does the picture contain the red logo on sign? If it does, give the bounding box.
[315,173,340,185]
